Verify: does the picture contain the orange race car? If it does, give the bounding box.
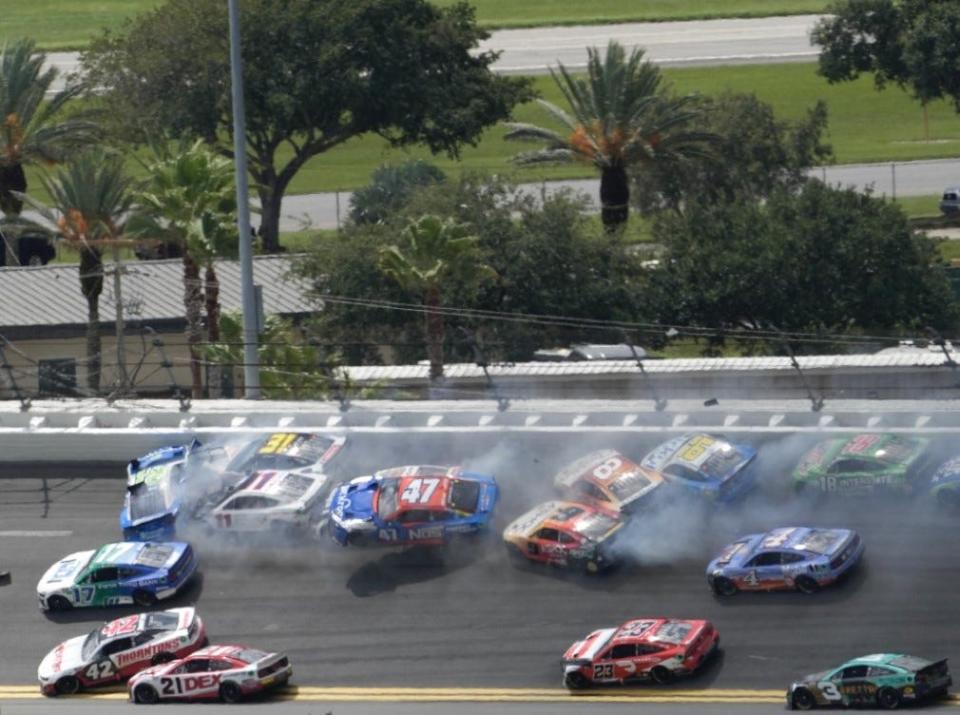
[502,501,624,574]
[553,450,666,514]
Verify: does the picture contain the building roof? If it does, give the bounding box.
[0,254,315,331]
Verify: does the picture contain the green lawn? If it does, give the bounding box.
[7,0,828,49]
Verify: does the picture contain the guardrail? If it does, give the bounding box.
[2,398,960,463]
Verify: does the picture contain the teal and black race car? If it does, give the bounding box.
[37,542,197,611]
[792,434,929,496]
[787,653,951,710]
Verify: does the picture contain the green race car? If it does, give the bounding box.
[792,434,929,496]
[787,653,951,710]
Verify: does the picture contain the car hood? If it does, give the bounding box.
[330,478,377,522]
[38,634,87,681]
[37,551,95,594]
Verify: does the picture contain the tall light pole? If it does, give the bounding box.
[227,0,260,398]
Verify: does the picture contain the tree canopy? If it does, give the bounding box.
[813,0,960,110]
[81,0,533,252]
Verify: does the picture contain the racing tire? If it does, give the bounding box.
[794,576,820,595]
[46,595,72,611]
[132,589,158,607]
[650,666,673,685]
[790,687,816,711]
[151,651,175,666]
[134,684,161,704]
[563,671,590,691]
[571,558,601,575]
[710,576,738,597]
[54,676,80,696]
[220,681,243,703]
[877,687,901,710]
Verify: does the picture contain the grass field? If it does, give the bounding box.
[7,1,828,49]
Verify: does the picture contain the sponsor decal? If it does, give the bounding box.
[116,640,178,668]
[161,673,222,695]
[408,526,443,541]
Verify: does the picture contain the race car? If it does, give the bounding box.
[792,433,929,496]
[706,526,864,596]
[928,455,960,508]
[204,468,331,535]
[787,653,951,710]
[120,433,346,540]
[503,500,624,574]
[128,644,292,704]
[327,465,498,547]
[640,433,756,502]
[553,450,666,514]
[37,541,197,611]
[38,607,205,696]
[562,618,720,689]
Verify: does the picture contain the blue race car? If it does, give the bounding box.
[327,465,498,547]
[929,455,960,508]
[640,433,756,502]
[37,541,198,611]
[706,526,864,596]
[121,433,346,540]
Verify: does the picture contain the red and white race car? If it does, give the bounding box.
[38,607,205,696]
[562,618,720,689]
[127,644,292,704]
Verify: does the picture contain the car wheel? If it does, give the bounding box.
[54,676,80,696]
[151,651,175,666]
[794,576,820,595]
[563,671,590,690]
[650,666,673,685]
[46,595,73,611]
[571,557,600,575]
[132,589,158,607]
[877,687,900,710]
[134,684,161,704]
[791,687,816,711]
[711,576,738,597]
[220,681,243,703]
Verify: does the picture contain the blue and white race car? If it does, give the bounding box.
[929,455,960,508]
[37,541,198,611]
[120,433,346,541]
[640,433,756,502]
[327,465,498,547]
[706,526,864,596]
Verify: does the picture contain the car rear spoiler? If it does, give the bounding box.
[917,658,949,678]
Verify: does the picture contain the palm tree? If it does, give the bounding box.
[21,150,135,393]
[0,38,100,218]
[379,215,495,381]
[504,41,713,230]
[130,140,238,398]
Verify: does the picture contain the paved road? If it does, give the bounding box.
[1,431,959,713]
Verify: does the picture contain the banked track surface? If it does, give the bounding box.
[1,434,958,714]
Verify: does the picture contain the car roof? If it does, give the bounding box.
[745,527,847,556]
[612,618,705,646]
[227,469,320,501]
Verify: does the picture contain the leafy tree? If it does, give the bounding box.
[632,92,833,215]
[651,181,958,348]
[129,140,238,398]
[504,41,713,230]
[349,160,446,225]
[812,0,960,134]
[379,215,495,380]
[202,312,338,399]
[21,150,136,391]
[81,0,533,253]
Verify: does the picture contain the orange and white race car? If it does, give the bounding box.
[562,618,720,689]
[502,500,624,574]
[553,450,666,514]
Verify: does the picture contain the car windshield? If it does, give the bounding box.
[574,512,619,541]
[447,479,481,513]
[232,648,269,664]
[874,437,919,464]
[889,655,930,672]
[376,478,401,520]
[144,611,181,631]
[81,628,103,661]
[795,529,841,554]
[700,447,743,477]
[607,470,652,500]
[277,473,314,498]
[651,621,693,644]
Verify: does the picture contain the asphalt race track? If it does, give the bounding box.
[0,431,958,714]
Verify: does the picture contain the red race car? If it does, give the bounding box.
[562,618,720,689]
[128,644,292,704]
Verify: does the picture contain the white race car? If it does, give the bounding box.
[204,469,330,535]
[128,644,292,703]
[38,607,205,696]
